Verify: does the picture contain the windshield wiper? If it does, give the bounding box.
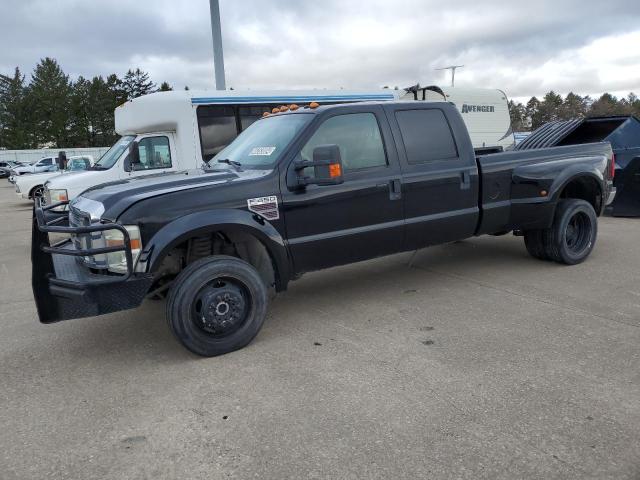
[216,158,243,171]
[89,165,108,171]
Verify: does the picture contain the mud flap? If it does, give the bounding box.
[611,156,640,217]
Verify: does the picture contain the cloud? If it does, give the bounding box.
[1,0,638,100]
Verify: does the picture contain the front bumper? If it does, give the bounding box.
[32,200,153,323]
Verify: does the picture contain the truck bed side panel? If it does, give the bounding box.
[476,142,612,235]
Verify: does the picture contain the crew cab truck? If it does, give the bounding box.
[42,87,515,205]
[32,101,615,357]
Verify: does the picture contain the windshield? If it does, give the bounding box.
[212,114,312,169]
[93,135,135,169]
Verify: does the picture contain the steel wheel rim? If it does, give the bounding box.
[191,276,251,338]
[564,211,591,254]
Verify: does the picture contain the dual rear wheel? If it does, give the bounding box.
[524,199,597,265]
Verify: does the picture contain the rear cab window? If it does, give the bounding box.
[395,109,459,163]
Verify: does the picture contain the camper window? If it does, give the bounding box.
[197,106,238,162]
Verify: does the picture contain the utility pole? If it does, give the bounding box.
[436,65,464,87]
[209,0,226,90]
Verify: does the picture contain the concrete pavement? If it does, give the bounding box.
[0,181,639,479]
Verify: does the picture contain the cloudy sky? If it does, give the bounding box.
[1,0,639,102]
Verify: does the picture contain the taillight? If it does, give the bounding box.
[610,153,616,179]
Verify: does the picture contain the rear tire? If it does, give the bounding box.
[523,229,548,260]
[166,255,269,357]
[524,199,597,265]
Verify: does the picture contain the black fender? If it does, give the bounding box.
[511,154,606,229]
[143,209,292,291]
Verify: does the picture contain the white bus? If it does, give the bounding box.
[43,87,514,204]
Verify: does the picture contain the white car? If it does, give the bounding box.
[14,156,93,201]
[11,156,58,176]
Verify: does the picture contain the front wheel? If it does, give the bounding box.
[30,185,45,201]
[166,255,269,357]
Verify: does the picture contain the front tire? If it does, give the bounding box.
[30,185,45,201]
[166,255,269,357]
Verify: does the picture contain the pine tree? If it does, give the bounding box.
[559,92,588,120]
[508,100,528,131]
[158,81,172,91]
[29,57,73,147]
[122,68,156,100]
[0,67,33,148]
[526,97,541,129]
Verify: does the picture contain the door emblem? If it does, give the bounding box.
[247,196,279,220]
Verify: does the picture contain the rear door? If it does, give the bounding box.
[386,105,479,249]
[280,105,404,273]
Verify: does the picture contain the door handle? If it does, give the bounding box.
[389,179,402,200]
[460,170,471,190]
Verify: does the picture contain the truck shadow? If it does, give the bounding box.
[56,236,543,362]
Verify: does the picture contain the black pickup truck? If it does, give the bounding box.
[32,101,615,356]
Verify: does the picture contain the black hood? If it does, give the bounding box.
[76,168,270,220]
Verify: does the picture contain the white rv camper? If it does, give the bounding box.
[402,86,515,151]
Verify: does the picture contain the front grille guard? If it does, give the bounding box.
[34,198,134,286]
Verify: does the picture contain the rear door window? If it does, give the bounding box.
[395,109,458,163]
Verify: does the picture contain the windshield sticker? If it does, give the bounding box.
[249,146,276,156]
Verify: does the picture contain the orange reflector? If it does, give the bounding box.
[262,112,270,117]
[106,238,142,249]
[289,104,299,111]
[271,107,279,113]
[279,105,289,112]
[329,163,342,178]
[309,101,319,109]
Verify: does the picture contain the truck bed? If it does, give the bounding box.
[476,142,614,235]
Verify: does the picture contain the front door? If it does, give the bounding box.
[280,105,404,273]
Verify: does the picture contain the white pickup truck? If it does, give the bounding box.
[43,87,515,205]
[14,156,92,201]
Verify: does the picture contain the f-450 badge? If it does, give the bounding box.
[247,196,279,220]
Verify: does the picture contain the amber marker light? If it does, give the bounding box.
[262,112,270,117]
[309,101,319,109]
[329,163,342,178]
[279,105,289,112]
[271,107,280,113]
[289,104,299,111]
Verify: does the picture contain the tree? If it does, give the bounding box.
[122,68,156,100]
[508,100,528,131]
[589,93,621,117]
[0,67,33,148]
[536,91,564,126]
[559,92,588,120]
[525,97,541,130]
[28,57,73,147]
[158,81,172,92]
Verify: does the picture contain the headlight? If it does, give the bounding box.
[104,225,142,274]
[49,189,68,203]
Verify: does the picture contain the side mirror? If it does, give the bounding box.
[293,144,344,187]
[125,141,140,172]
